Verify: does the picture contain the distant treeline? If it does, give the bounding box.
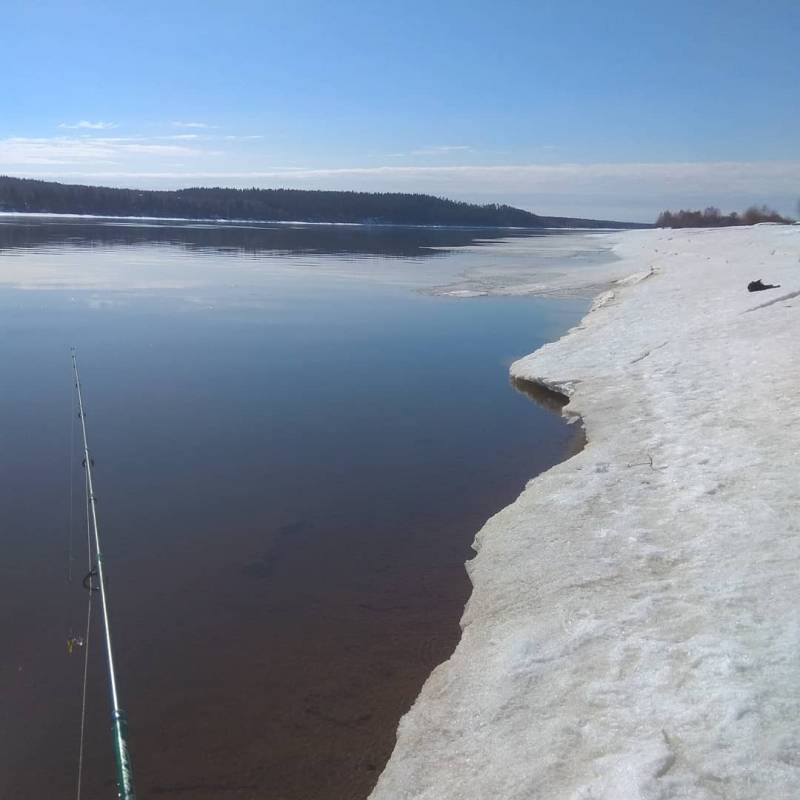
[656,205,794,228]
[0,176,645,229]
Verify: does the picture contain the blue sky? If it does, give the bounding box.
[1,0,798,221]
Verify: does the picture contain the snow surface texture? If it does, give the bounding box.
[370,225,800,800]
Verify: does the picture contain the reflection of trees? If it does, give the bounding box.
[0,218,539,259]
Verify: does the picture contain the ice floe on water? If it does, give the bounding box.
[371,224,800,799]
[428,233,626,298]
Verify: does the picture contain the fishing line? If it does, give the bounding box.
[69,371,76,580]
[65,366,79,708]
[76,463,94,800]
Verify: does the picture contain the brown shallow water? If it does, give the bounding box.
[0,218,593,799]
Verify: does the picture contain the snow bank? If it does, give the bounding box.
[370,225,800,800]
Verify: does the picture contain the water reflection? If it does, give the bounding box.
[511,375,570,412]
[0,219,591,800]
[512,376,586,454]
[0,215,561,259]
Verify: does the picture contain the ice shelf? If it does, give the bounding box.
[370,224,800,800]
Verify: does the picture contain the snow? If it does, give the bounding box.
[370,225,800,800]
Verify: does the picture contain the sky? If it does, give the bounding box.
[1,0,798,222]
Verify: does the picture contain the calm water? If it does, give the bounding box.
[0,218,593,800]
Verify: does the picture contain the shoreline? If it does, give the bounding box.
[370,224,800,799]
[0,210,635,232]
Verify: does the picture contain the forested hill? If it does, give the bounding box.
[0,176,645,229]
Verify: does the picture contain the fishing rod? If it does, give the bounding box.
[71,349,137,800]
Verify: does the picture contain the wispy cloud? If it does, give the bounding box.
[409,145,474,156]
[171,121,212,129]
[14,161,800,192]
[0,136,206,165]
[58,120,118,130]
[384,145,475,158]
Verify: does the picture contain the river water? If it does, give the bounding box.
[0,217,599,799]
